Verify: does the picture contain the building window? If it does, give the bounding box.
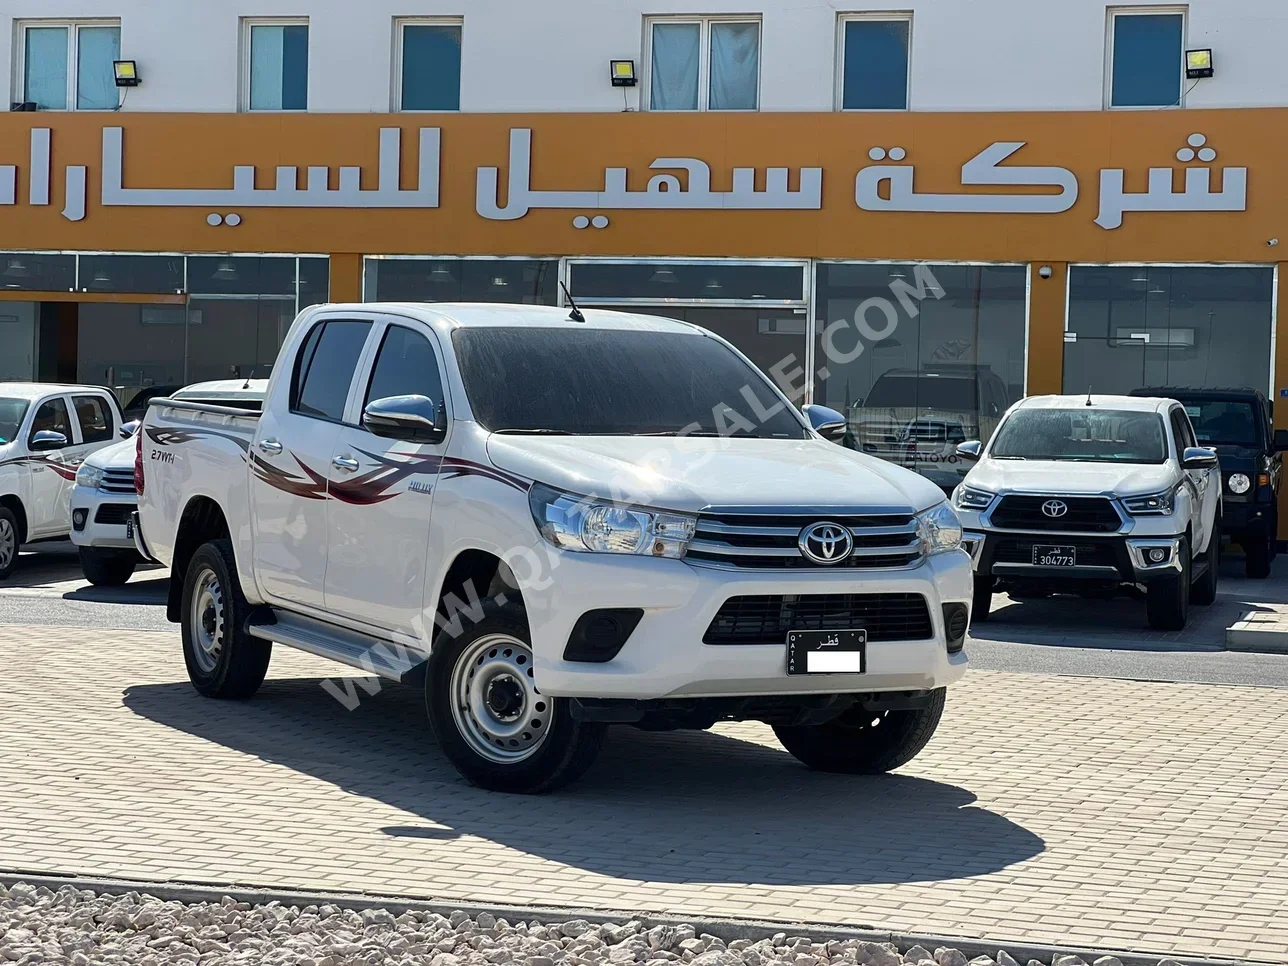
[1108,9,1184,108]
[396,19,462,111]
[18,21,121,111]
[363,257,559,305]
[837,15,910,110]
[646,17,760,111]
[244,19,309,111]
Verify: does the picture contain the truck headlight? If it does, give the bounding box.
[1123,489,1175,515]
[1227,473,1251,495]
[528,483,696,558]
[953,485,995,510]
[916,502,963,556]
[76,464,105,490]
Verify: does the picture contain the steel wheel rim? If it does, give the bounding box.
[450,633,549,764]
[189,568,225,674]
[0,518,15,570]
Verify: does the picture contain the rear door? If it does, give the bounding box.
[250,318,375,610]
[24,394,76,537]
[324,319,448,634]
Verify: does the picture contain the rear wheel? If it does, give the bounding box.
[79,547,138,586]
[180,539,271,699]
[971,575,994,622]
[426,602,605,794]
[0,508,18,581]
[1190,531,1219,605]
[773,688,946,774]
[1146,537,1190,631]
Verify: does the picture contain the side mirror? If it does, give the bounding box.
[362,394,445,444]
[802,404,847,441]
[1274,429,1288,452]
[1182,446,1219,470]
[29,430,69,452]
[956,440,983,461]
[119,420,141,439]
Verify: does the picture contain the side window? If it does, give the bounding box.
[73,394,113,443]
[364,325,444,409]
[290,320,373,422]
[29,397,73,444]
[1171,409,1196,453]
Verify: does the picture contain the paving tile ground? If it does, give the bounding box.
[1,624,1287,962]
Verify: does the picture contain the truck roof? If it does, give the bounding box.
[0,382,113,400]
[1016,394,1174,414]
[323,302,700,335]
[1131,386,1266,401]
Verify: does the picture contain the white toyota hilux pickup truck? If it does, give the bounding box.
[953,394,1221,631]
[0,382,125,580]
[136,302,971,793]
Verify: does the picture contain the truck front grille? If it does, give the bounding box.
[687,511,923,569]
[703,593,934,645]
[101,468,138,494]
[989,495,1121,533]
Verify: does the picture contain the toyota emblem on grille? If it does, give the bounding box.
[798,521,854,565]
[1041,500,1069,518]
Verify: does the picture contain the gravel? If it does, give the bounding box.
[0,882,1179,966]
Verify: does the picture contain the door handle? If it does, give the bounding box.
[332,455,360,472]
[257,438,283,455]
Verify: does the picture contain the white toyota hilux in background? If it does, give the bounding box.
[953,394,1221,631]
[0,383,125,581]
[137,302,972,793]
[71,379,268,586]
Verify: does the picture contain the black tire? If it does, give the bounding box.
[180,539,271,699]
[426,602,606,794]
[971,575,994,622]
[1146,537,1190,631]
[0,506,18,581]
[1244,525,1273,579]
[773,688,947,774]
[1190,531,1219,606]
[79,547,138,586]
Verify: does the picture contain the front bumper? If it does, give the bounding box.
[522,549,972,701]
[966,529,1184,583]
[69,485,139,551]
[1222,499,1273,535]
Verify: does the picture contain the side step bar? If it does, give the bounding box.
[246,611,429,685]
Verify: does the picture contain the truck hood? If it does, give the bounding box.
[967,458,1176,496]
[484,435,946,513]
[82,437,136,471]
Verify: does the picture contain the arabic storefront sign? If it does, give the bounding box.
[0,111,1277,261]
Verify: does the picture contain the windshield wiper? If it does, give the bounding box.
[992,455,1026,460]
[493,428,575,435]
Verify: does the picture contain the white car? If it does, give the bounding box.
[70,380,268,586]
[137,302,972,793]
[0,383,125,580]
[952,394,1221,631]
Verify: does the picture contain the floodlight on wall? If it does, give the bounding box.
[113,60,140,87]
[610,60,637,87]
[1185,49,1213,79]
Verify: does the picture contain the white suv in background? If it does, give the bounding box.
[71,380,268,586]
[953,394,1221,631]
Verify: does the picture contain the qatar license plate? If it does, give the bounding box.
[1032,544,1076,567]
[125,517,134,539]
[787,630,867,675]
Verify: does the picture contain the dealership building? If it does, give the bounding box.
[2,0,1286,520]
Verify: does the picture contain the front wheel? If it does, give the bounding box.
[180,539,271,699]
[1146,538,1190,631]
[0,507,18,581]
[79,547,138,586]
[426,603,605,794]
[773,688,947,774]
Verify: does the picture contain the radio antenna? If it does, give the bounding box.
[560,282,586,323]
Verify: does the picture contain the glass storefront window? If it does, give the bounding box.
[1,253,75,292]
[78,254,184,294]
[568,260,805,303]
[1065,266,1275,396]
[298,257,330,308]
[78,303,187,399]
[186,256,297,297]
[185,297,296,383]
[0,303,39,381]
[814,263,1027,491]
[363,257,559,304]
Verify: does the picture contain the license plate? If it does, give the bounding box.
[1032,544,1076,567]
[787,629,866,675]
[125,518,134,539]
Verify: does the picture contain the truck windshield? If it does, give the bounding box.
[452,326,809,438]
[0,398,29,445]
[1182,400,1258,447]
[990,409,1167,463]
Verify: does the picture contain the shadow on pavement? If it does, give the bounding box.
[63,575,168,605]
[124,675,1044,887]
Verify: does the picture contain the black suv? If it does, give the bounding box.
[1132,387,1287,577]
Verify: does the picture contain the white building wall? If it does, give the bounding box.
[2,0,1287,113]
